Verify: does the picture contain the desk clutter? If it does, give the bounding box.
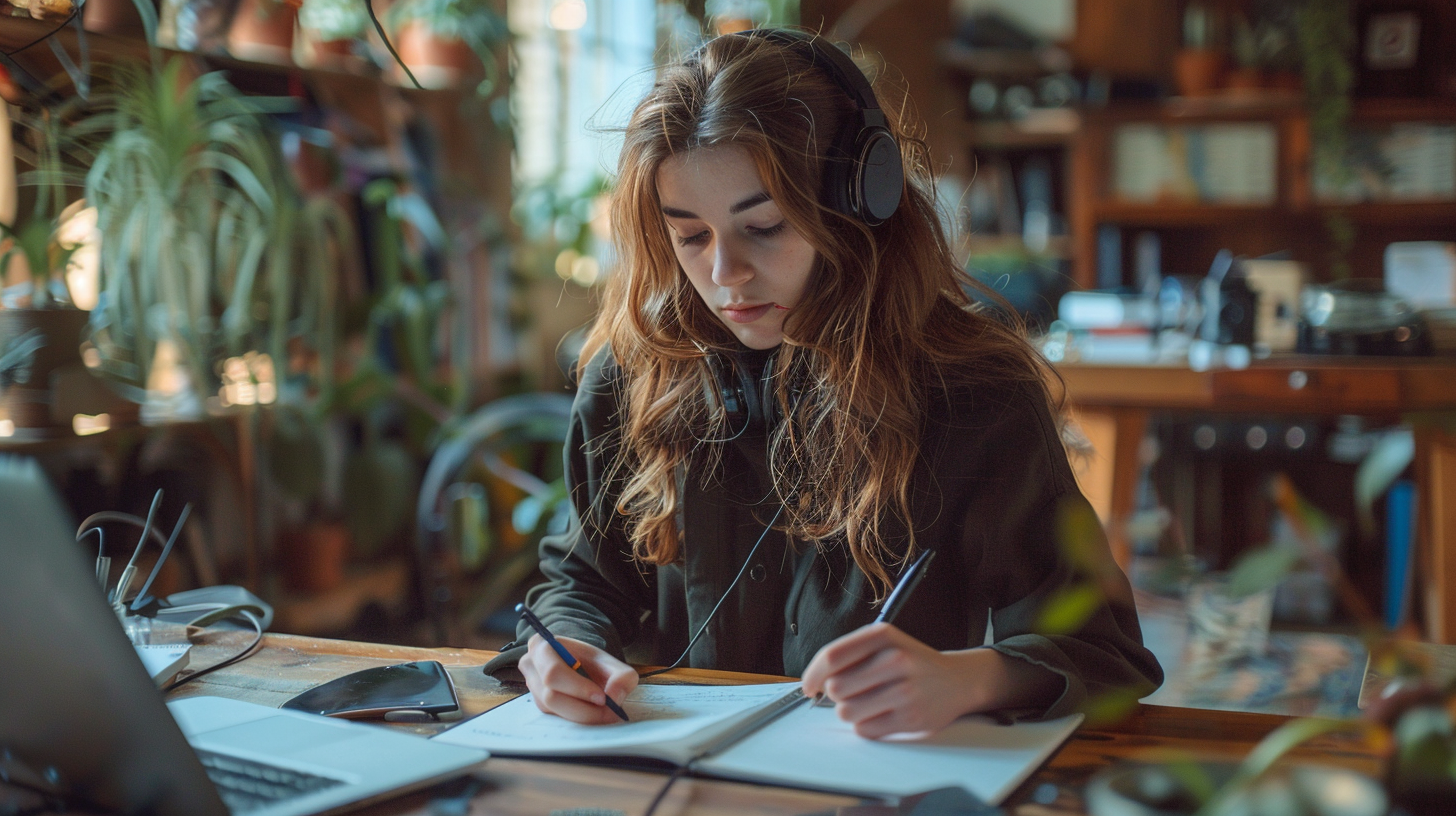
[1045,242,1456,366]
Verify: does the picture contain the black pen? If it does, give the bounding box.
[516,603,631,722]
[813,548,937,706]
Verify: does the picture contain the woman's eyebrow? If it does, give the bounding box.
[660,192,772,219]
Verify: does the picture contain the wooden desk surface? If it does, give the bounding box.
[164,630,1386,816]
[1054,357,1456,414]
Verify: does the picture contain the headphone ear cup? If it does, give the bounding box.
[854,126,904,226]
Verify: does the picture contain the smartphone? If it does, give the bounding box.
[281,660,460,719]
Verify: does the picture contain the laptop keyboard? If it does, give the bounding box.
[195,748,346,814]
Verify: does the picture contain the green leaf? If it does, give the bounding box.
[1226,546,1301,598]
[1036,583,1102,635]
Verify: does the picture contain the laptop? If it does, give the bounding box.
[0,456,488,816]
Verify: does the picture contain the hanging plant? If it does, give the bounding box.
[1296,0,1357,279]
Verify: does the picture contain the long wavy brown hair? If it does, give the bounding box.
[579,31,1060,596]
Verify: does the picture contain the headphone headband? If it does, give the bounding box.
[717,28,905,226]
[740,29,885,123]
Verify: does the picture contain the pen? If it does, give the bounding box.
[814,548,936,707]
[516,603,631,722]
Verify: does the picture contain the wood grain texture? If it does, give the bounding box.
[161,635,1385,816]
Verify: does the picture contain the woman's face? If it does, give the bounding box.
[657,145,817,350]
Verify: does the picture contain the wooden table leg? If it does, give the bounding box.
[1070,407,1149,571]
[1415,424,1456,644]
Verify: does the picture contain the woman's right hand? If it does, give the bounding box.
[518,634,638,724]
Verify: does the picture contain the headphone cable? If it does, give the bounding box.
[637,502,785,679]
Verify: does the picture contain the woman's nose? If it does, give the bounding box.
[711,238,753,287]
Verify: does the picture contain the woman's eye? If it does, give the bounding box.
[675,229,709,247]
[749,222,787,238]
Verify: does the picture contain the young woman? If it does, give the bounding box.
[483,29,1162,738]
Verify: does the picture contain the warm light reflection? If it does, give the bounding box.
[58,201,101,311]
[80,342,101,369]
[73,413,110,436]
[218,352,277,407]
[555,249,578,280]
[570,254,600,286]
[0,419,13,438]
[548,0,587,30]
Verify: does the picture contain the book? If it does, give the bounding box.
[431,682,1083,803]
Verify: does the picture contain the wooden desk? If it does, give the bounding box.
[1055,359,1456,644]
[164,631,1384,816]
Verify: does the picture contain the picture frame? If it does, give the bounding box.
[1356,5,1433,97]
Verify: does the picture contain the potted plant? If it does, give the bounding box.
[383,0,508,92]
[0,97,106,435]
[1174,1,1226,98]
[296,0,370,69]
[226,0,299,64]
[83,56,348,423]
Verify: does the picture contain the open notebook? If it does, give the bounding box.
[432,682,1082,803]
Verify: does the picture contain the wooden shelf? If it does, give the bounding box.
[0,15,461,98]
[1087,200,1456,228]
[964,115,1079,149]
[963,234,1071,258]
[1090,202,1283,226]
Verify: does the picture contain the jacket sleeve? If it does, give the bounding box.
[958,379,1163,720]
[482,351,655,682]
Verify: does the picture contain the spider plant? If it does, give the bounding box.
[83,56,353,417]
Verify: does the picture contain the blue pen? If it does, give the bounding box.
[516,603,631,722]
[813,548,936,707]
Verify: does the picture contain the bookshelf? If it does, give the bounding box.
[1066,97,1456,288]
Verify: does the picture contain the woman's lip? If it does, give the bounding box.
[722,303,775,323]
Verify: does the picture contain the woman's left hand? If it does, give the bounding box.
[800,623,1011,739]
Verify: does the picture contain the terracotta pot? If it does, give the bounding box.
[282,521,350,593]
[392,21,477,89]
[227,0,297,64]
[0,308,90,433]
[1223,66,1265,95]
[305,36,356,69]
[1173,48,1226,98]
[83,0,152,36]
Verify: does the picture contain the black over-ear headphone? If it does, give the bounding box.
[732,28,904,226]
[704,350,781,435]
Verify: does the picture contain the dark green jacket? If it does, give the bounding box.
[484,349,1162,720]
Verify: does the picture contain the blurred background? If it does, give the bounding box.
[4,0,1456,719]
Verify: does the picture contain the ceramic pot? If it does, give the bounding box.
[392,21,476,89]
[226,0,297,64]
[1174,48,1226,98]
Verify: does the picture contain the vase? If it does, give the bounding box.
[226,0,297,64]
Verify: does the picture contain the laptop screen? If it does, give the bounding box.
[0,456,228,816]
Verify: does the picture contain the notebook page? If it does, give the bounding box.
[433,682,800,764]
[699,703,1083,802]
